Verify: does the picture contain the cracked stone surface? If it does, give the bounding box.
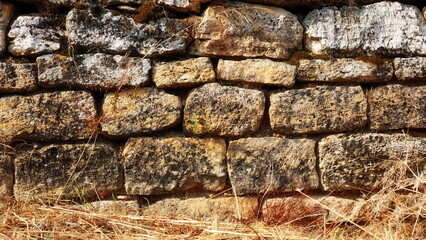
[0,2,14,55]
[184,83,265,137]
[304,1,426,57]
[319,133,426,191]
[123,137,227,195]
[0,62,37,92]
[270,85,367,134]
[227,137,318,195]
[37,53,152,91]
[394,57,426,81]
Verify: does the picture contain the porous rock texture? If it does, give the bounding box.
[394,57,426,81]
[101,88,181,138]
[191,1,303,59]
[303,1,426,57]
[156,0,202,13]
[369,84,426,130]
[0,91,96,143]
[37,54,152,90]
[8,0,144,5]
[14,143,123,201]
[0,62,37,92]
[123,137,227,195]
[319,133,426,191]
[8,15,64,56]
[298,58,393,83]
[142,197,258,221]
[227,137,318,195]
[217,59,296,87]
[153,57,215,88]
[184,83,265,137]
[0,154,14,198]
[270,86,367,134]
[66,8,189,57]
[0,1,14,55]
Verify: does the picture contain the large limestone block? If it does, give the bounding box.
[270,86,367,134]
[14,143,123,201]
[227,137,318,195]
[217,59,296,87]
[394,57,426,81]
[0,2,14,55]
[8,15,64,56]
[369,84,426,130]
[319,133,426,191]
[0,91,96,143]
[66,8,189,57]
[123,137,227,195]
[0,62,37,92]
[184,83,265,137]
[303,1,426,57]
[0,154,13,198]
[101,88,181,138]
[37,54,151,91]
[191,1,303,59]
[298,58,393,83]
[142,197,258,221]
[153,57,215,88]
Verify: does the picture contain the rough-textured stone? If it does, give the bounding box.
[37,54,152,91]
[270,86,367,134]
[303,1,426,57]
[0,62,37,92]
[217,59,296,87]
[0,91,96,143]
[156,0,201,13]
[70,200,140,215]
[369,84,426,130]
[394,57,426,81]
[66,8,189,57]
[0,2,14,55]
[8,15,64,56]
[142,197,258,221]
[123,137,227,195]
[319,133,426,191]
[298,58,393,83]
[0,154,14,198]
[10,0,144,6]
[101,88,181,138]
[191,1,303,59]
[241,0,344,8]
[153,57,215,88]
[227,137,318,195]
[14,143,123,201]
[184,83,265,137]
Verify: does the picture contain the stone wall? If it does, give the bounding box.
[1,0,425,222]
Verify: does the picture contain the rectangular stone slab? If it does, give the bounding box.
[319,133,426,191]
[123,137,227,195]
[369,84,426,130]
[227,137,318,195]
[270,85,367,134]
[14,143,123,201]
[0,62,37,92]
[394,57,426,81]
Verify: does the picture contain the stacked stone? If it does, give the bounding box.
[1,0,426,222]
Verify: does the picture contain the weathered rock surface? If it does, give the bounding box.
[123,137,227,195]
[298,58,393,83]
[227,137,318,195]
[8,0,144,5]
[394,57,426,81]
[69,200,140,215]
[0,154,13,198]
[369,84,426,130]
[37,54,151,91]
[153,57,215,88]
[142,197,258,221]
[8,15,64,56]
[319,133,426,191]
[241,0,344,8]
[191,1,303,59]
[101,88,181,138]
[0,2,14,55]
[0,62,37,92]
[14,143,123,201]
[156,0,201,13]
[270,86,367,134]
[217,59,296,87]
[0,91,96,143]
[66,8,189,57]
[303,1,426,57]
[184,83,265,137]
